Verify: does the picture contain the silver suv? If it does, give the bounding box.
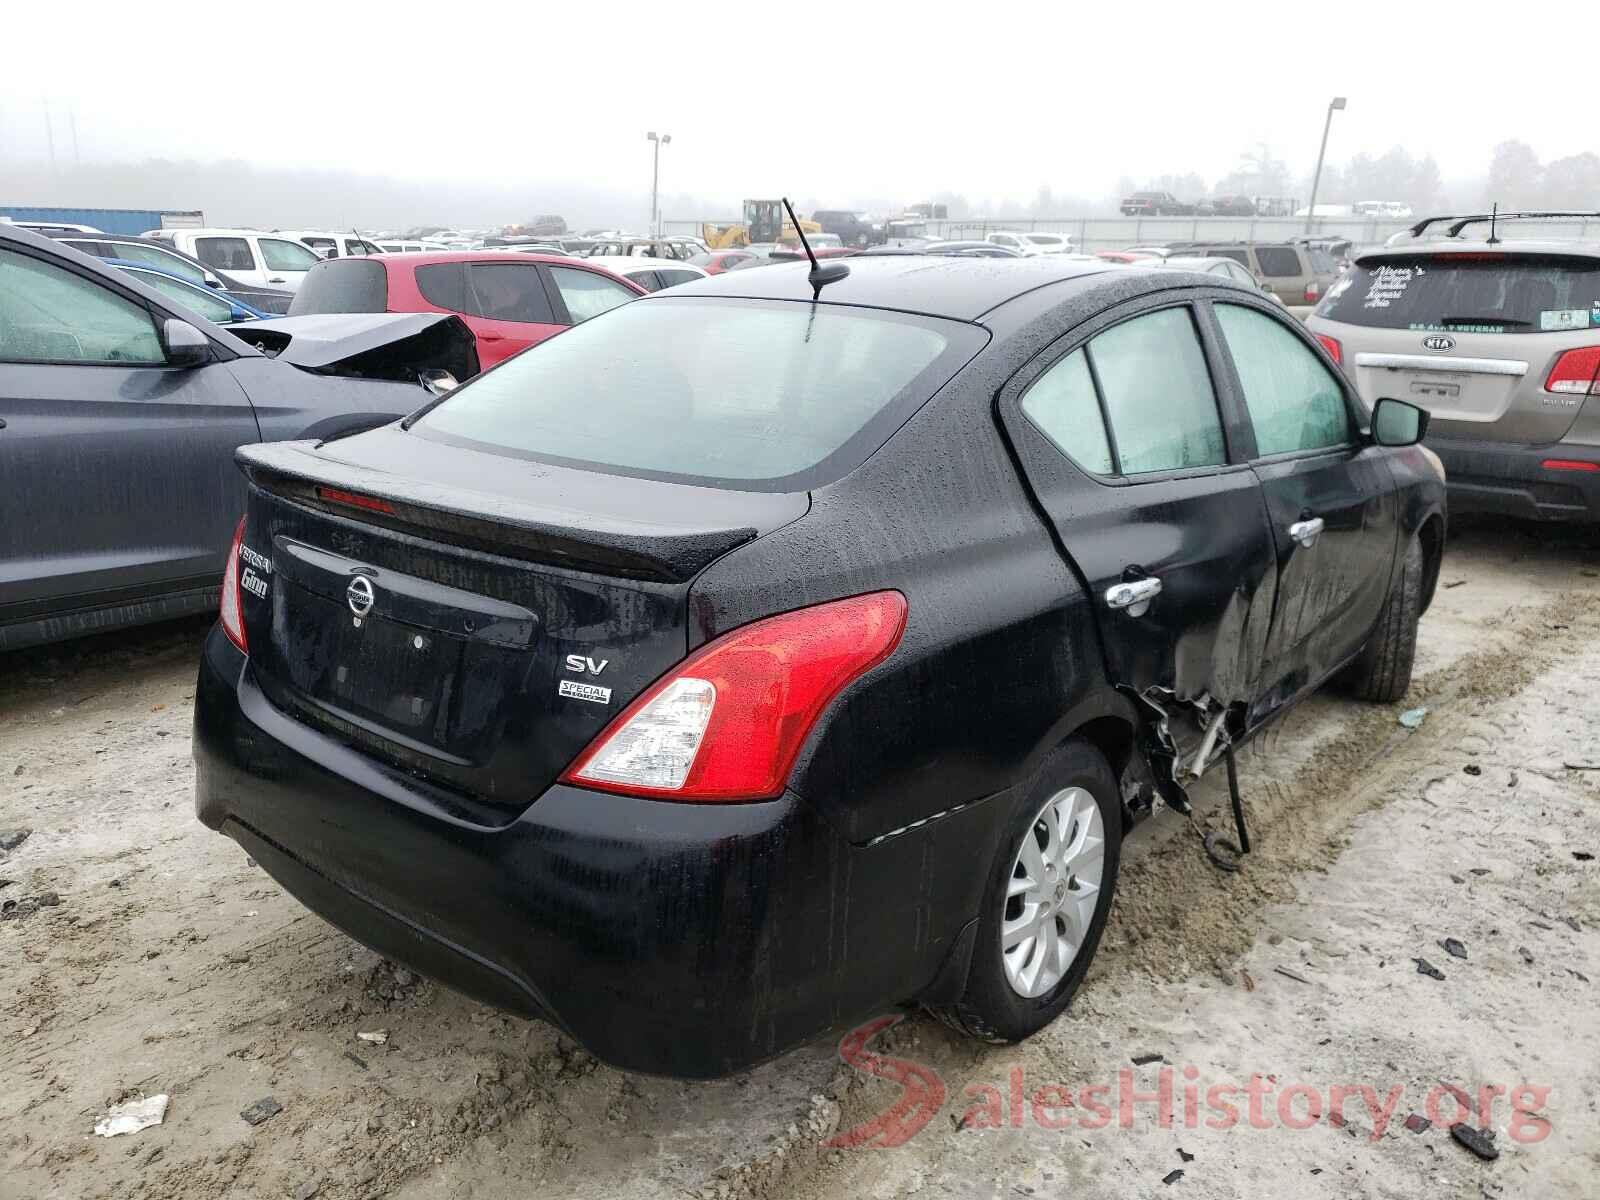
[1308,220,1600,521]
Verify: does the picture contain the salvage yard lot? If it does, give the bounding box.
[2,517,1597,1200]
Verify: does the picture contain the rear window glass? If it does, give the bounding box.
[1254,246,1302,277]
[1317,256,1600,333]
[288,259,387,315]
[415,297,983,490]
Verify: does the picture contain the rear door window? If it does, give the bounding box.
[1088,307,1226,474]
[415,297,981,490]
[1209,249,1250,266]
[1216,304,1352,456]
[260,238,321,272]
[466,263,557,323]
[547,266,637,323]
[655,269,700,289]
[288,259,388,314]
[110,241,208,283]
[1316,255,1600,333]
[1254,246,1303,277]
[196,236,254,272]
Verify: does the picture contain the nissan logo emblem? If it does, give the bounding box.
[1422,334,1455,352]
[346,575,376,618]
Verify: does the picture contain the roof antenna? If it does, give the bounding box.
[783,196,849,299]
[1487,202,1499,246]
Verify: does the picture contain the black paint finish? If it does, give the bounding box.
[193,262,1445,1076]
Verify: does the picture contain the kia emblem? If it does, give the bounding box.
[346,575,376,618]
[1422,334,1455,352]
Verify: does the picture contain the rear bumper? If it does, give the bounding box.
[192,626,999,1078]
[1427,435,1600,522]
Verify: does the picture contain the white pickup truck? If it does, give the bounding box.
[146,228,322,292]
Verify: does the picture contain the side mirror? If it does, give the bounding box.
[162,318,211,368]
[419,369,459,397]
[1372,397,1429,447]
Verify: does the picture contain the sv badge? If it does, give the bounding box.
[565,654,610,676]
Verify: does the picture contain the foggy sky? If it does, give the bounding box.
[5,0,1595,228]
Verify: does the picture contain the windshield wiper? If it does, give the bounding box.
[1439,315,1531,327]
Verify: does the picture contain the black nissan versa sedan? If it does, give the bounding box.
[193,255,1446,1077]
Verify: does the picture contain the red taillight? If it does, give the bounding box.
[1314,333,1343,365]
[1543,347,1600,396]
[1304,281,1320,303]
[560,591,908,802]
[219,517,248,654]
[1542,458,1600,472]
[317,486,395,515]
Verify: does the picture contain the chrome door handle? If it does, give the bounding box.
[1289,517,1325,548]
[1105,577,1162,617]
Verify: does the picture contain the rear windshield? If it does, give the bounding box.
[414,297,983,490]
[288,259,387,314]
[1317,255,1600,332]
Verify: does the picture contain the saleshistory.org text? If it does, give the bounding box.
[825,1016,1553,1150]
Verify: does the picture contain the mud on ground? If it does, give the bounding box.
[2,517,1597,1200]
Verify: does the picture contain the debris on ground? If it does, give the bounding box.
[1130,1052,1164,1066]
[1450,1124,1500,1161]
[1177,1148,1195,1162]
[294,1180,321,1200]
[1574,851,1594,862]
[1518,946,1536,964]
[1441,938,1468,959]
[0,829,31,851]
[1442,579,1467,589]
[343,1051,369,1070]
[2,891,61,921]
[1463,764,1483,777]
[1274,966,1312,985]
[1162,1169,1184,1185]
[1398,707,1428,729]
[1568,969,1590,983]
[1414,958,1446,980]
[239,1096,283,1126]
[93,1094,169,1138]
[356,1030,389,1045]
[1403,1114,1431,1134]
[1563,761,1600,771]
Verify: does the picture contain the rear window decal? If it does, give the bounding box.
[1361,265,1420,310]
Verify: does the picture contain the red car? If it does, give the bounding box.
[288,252,647,370]
[689,249,758,275]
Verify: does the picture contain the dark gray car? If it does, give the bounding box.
[0,226,477,650]
[50,233,295,314]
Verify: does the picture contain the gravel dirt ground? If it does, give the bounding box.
[2,517,1597,1200]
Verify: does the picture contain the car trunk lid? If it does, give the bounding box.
[233,430,808,811]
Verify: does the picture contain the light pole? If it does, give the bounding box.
[647,131,671,237]
[1305,96,1346,233]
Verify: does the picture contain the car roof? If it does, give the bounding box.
[592,255,708,272]
[363,250,593,266]
[650,253,1121,320]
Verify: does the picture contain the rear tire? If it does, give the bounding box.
[928,739,1121,1044]
[1344,534,1423,703]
